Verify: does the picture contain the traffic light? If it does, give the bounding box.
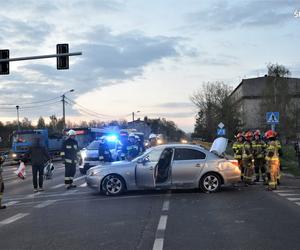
[56,44,69,70]
[0,49,9,75]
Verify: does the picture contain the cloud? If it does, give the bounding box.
[155,102,194,109]
[187,0,297,30]
[148,112,196,119]
[0,26,181,118]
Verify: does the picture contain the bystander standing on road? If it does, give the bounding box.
[28,138,50,193]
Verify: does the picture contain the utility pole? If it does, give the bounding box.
[62,95,66,129]
[132,111,140,127]
[16,105,20,131]
[61,89,74,129]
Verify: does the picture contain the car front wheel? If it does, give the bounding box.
[102,174,125,196]
[200,173,221,193]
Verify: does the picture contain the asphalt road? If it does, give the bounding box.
[1,161,300,250]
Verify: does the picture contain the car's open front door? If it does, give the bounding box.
[136,148,163,188]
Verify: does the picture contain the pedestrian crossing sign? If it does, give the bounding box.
[217,128,226,136]
[266,112,279,124]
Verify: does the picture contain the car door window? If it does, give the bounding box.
[145,148,164,162]
[174,148,206,160]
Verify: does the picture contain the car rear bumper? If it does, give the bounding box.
[222,168,241,184]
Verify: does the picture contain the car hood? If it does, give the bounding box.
[210,137,228,156]
[91,160,133,170]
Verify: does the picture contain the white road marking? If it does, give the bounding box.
[73,176,86,181]
[157,215,168,231]
[80,182,87,187]
[34,200,57,208]
[162,200,170,211]
[0,213,29,226]
[295,202,300,206]
[4,201,20,206]
[153,239,164,250]
[51,184,65,189]
[287,197,300,201]
[277,193,299,197]
[273,190,296,193]
[26,193,41,199]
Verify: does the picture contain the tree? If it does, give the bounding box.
[260,65,296,142]
[267,63,291,77]
[191,82,241,141]
[37,117,46,129]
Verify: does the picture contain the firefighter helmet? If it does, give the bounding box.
[265,130,275,139]
[254,130,261,136]
[245,131,253,139]
[149,133,157,140]
[67,129,76,136]
[236,133,244,138]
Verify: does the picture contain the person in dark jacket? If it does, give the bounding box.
[28,137,50,192]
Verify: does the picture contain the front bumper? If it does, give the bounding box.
[86,175,102,192]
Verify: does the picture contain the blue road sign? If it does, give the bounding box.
[266,112,279,124]
[217,128,226,136]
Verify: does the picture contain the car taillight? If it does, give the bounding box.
[229,160,239,167]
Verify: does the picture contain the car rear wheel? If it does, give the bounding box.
[102,174,125,196]
[200,173,221,193]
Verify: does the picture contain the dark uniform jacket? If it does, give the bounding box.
[98,144,112,162]
[61,138,79,164]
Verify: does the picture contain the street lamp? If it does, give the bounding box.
[61,89,75,129]
[16,105,20,131]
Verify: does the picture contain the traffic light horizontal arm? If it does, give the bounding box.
[0,52,82,63]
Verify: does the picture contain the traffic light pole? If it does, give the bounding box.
[0,52,82,63]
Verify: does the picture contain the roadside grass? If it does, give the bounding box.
[281,145,300,177]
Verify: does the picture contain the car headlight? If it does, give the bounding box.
[81,151,87,160]
[12,153,17,158]
[88,169,102,176]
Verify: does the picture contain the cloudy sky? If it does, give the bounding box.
[0,0,299,132]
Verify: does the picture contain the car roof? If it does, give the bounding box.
[154,143,206,151]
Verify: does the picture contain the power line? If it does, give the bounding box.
[66,97,129,119]
[0,101,61,110]
[0,96,61,106]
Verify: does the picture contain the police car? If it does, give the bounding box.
[79,135,122,174]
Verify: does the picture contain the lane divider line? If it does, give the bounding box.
[273,190,296,193]
[0,213,29,226]
[153,191,171,250]
[295,202,300,207]
[162,200,170,212]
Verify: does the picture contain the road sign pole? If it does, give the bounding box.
[271,124,275,131]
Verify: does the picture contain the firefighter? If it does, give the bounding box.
[242,131,254,185]
[61,130,78,189]
[0,154,6,209]
[252,130,267,183]
[98,136,112,162]
[122,133,139,160]
[149,133,157,148]
[265,130,280,191]
[274,132,283,185]
[232,132,244,181]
